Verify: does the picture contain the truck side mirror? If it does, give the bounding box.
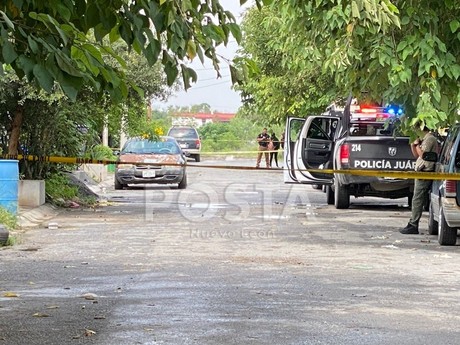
[422,151,438,162]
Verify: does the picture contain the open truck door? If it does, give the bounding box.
[284,116,338,184]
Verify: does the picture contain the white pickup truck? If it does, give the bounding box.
[284,101,416,209]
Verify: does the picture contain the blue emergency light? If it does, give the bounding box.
[385,106,404,116]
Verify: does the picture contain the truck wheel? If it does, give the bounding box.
[325,185,334,205]
[195,154,201,162]
[427,200,438,235]
[334,179,350,209]
[178,175,187,189]
[438,207,457,245]
[114,176,124,190]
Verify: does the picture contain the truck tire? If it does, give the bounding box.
[438,207,457,245]
[334,179,350,209]
[114,176,124,190]
[178,175,187,189]
[427,200,438,236]
[325,185,334,205]
[195,154,201,162]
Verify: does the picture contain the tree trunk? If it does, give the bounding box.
[8,105,24,155]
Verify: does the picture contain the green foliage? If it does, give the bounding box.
[86,145,116,160]
[0,207,17,230]
[45,172,98,207]
[199,117,283,154]
[126,117,166,142]
[4,235,17,246]
[238,1,460,131]
[236,6,336,123]
[0,0,264,100]
[45,173,79,202]
[0,41,175,175]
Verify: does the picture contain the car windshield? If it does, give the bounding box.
[168,128,198,139]
[122,138,181,154]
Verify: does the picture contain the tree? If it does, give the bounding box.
[0,40,173,155]
[190,103,212,113]
[0,43,174,174]
[0,0,266,101]
[236,6,336,124]
[238,1,460,129]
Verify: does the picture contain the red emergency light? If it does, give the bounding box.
[351,105,403,121]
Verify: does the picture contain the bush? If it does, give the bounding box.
[87,144,117,160]
[45,172,98,207]
[45,173,79,205]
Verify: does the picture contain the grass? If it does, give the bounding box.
[46,173,79,202]
[0,207,17,247]
[46,172,98,207]
[0,207,17,230]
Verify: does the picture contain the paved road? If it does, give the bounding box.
[1,158,460,345]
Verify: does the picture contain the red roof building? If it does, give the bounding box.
[171,112,236,127]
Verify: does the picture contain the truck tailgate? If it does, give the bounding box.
[344,137,415,171]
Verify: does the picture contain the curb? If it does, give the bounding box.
[17,204,60,229]
[16,171,112,229]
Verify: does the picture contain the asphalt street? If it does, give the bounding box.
[1,157,460,345]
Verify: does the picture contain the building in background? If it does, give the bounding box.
[171,112,236,128]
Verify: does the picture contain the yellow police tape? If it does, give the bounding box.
[2,154,460,181]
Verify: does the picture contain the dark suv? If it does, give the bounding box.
[167,126,201,162]
[428,125,460,245]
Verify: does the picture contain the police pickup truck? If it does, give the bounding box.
[283,101,415,209]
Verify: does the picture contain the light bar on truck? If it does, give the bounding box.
[351,105,403,121]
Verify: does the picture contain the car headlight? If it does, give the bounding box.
[117,164,134,168]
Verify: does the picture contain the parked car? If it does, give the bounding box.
[428,125,460,245]
[167,126,201,162]
[115,136,187,190]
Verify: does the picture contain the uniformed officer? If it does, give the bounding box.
[400,123,439,234]
[256,128,271,168]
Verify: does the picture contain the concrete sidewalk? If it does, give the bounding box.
[16,171,114,229]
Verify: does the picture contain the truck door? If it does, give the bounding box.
[284,116,338,184]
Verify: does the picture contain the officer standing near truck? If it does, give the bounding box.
[400,123,439,235]
[256,127,271,168]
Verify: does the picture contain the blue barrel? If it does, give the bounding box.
[0,160,19,215]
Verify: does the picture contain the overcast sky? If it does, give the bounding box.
[152,0,250,113]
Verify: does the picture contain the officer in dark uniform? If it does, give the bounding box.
[256,128,271,168]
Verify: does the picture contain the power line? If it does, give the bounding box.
[197,75,230,82]
[186,80,234,90]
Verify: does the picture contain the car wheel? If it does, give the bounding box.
[114,176,124,190]
[325,185,334,205]
[438,206,457,245]
[178,175,187,189]
[334,178,350,209]
[195,154,201,162]
[427,199,438,235]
